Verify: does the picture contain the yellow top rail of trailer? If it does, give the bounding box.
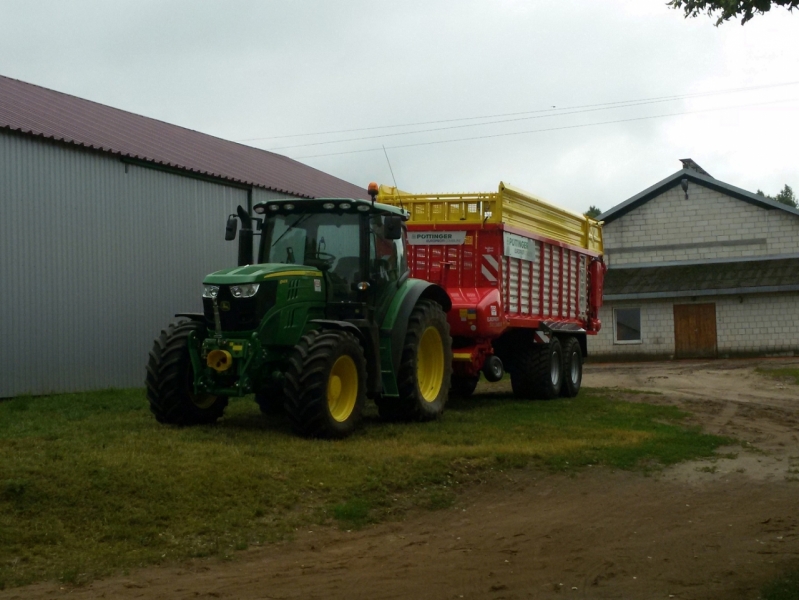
[377,182,603,253]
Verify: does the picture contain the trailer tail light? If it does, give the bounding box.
[589,259,606,309]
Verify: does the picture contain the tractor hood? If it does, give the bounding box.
[203,263,323,285]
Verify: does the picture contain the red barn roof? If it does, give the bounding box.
[0,74,367,200]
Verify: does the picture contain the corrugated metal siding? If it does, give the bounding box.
[0,131,296,397]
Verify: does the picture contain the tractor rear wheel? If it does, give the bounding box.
[510,337,563,400]
[283,329,366,438]
[145,320,228,425]
[378,300,452,421]
[560,337,583,398]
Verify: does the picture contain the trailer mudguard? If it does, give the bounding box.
[381,279,451,381]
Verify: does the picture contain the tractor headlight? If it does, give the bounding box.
[203,285,220,299]
[230,283,260,298]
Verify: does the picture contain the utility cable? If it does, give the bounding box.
[239,80,799,144]
[292,97,799,160]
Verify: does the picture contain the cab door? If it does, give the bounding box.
[367,215,407,325]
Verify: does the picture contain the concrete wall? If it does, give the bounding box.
[0,131,296,397]
[589,179,799,360]
[604,184,799,267]
[591,294,799,360]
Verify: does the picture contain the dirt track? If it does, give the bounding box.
[4,359,799,600]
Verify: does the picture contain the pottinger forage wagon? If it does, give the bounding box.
[377,182,605,400]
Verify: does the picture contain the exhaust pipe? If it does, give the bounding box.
[237,205,253,266]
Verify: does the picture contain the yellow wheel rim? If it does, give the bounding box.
[417,326,444,402]
[190,391,218,409]
[186,368,217,409]
[328,355,359,422]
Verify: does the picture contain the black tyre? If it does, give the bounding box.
[145,320,228,425]
[450,374,480,398]
[255,387,284,415]
[482,355,504,382]
[560,337,583,398]
[284,329,366,438]
[378,300,453,421]
[510,337,563,400]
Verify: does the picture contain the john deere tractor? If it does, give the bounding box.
[145,185,452,438]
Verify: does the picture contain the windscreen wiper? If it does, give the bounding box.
[272,213,312,248]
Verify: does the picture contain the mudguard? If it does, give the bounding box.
[175,313,205,322]
[309,319,382,395]
[381,279,451,376]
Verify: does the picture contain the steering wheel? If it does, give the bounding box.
[306,251,336,269]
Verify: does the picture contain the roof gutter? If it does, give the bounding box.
[606,284,799,301]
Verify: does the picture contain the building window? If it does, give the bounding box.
[614,307,641,344]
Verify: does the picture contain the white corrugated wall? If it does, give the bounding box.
[0,131,295,397]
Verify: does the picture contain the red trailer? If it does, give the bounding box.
[378,182,605,399]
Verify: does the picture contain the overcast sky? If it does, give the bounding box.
[1,0,797,214]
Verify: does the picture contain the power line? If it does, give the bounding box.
[267,92,780,151]
[293,98,799,160]
[239,80,799,144]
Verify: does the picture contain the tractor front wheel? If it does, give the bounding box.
[145,320,228,425]
[379,300,452,421]
[283,330,366,438]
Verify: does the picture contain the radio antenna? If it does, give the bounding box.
[382,145,404,211]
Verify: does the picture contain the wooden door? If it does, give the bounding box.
[673,303,717,358]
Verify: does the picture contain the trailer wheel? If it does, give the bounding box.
[255,387,284,415]
[379,300,453,421]
[560,337,583,398]
[450,374,480,398]
[146,320,229,425]
[510,337,563,400]
[284,330,366,438]
[482,355,504,382]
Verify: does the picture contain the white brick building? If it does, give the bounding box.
[589,160,799,360]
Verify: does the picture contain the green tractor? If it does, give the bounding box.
[145,185,452,438]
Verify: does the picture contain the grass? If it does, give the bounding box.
[756,367,799,385]
[761,568,799,600]
[0,386,730,588]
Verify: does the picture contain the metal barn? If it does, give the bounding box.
[0,75,367,397]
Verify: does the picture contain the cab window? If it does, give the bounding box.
[369,215,400,282]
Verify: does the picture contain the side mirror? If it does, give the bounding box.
[384,215,403,240]
[225,215,238,241]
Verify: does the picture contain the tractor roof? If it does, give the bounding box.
[253,197,410,219]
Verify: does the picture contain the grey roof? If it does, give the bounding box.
[679,158,711,177]
[599,167,799,223]
[604,257,799,301]
[0,74,368,200]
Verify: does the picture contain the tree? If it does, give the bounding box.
[775,184,798,208]
[757,185,797,208]
[584,206,602,219]
[668,0,799,25]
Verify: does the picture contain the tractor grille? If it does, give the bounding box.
[203,281,278,332]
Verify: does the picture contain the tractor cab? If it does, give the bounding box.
[247,196,408,320]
